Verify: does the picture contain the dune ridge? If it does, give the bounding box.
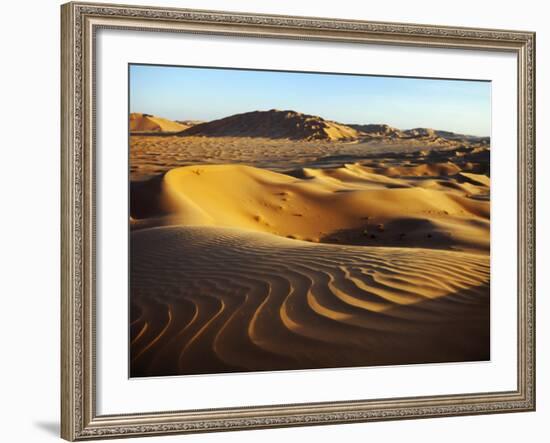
[129,109,490,146]
[130,133,489,182]
[130,226,489,376]
[129,112,491,377]
[131,163,489,252]
[177,109,362,141]
[130,109,490,144]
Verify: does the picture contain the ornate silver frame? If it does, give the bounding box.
[61,1,536,440]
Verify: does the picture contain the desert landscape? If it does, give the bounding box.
[129,108,490,377]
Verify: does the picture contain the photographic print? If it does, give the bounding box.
[129,64,491,378]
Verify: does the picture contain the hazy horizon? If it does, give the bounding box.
[130,64,491,137]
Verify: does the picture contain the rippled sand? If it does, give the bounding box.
[130,227,489,377]
[130,136,490,377]
[130,135,469,181]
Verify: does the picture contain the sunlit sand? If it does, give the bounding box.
[129,110,490,377]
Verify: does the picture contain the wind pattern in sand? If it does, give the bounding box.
[129,109,491,377]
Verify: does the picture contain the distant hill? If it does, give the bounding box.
[131,110,489,145]
[350,123,489,144]
[130,113,190,133]
[176,120,205,127]
[432,130,490,144]
[403,127,438,138]
[349,124,402,138]
[177,109,361,141]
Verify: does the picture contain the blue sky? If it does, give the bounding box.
[130,64,491,136]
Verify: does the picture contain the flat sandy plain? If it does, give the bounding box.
[129,112,490,377]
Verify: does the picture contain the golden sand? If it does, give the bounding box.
[129,128,490,377]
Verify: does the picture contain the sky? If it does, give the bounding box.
[130,64,491,136]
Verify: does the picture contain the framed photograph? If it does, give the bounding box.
[61,1,536,440]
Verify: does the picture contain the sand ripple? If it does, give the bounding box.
[130,226,489,377]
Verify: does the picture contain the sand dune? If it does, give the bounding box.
[130,133,489,181]
[178,109,361,141]
[129,116,490,377]
[349,123,401,137]
[130,109,490,152]
[152,107,492,146]
[130,226,489,377]
[132,163,489,252]
[349,123,490,144]
[130,113,190,133]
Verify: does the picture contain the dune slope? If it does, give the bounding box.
[178,109,361,141]
[129,132,490,377]
[130,113,190,133]
[133,163,490,252]
[130,226,490,377]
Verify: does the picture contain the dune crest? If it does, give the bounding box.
[131,109,490,148]
[177,109,361,141]
[134,163,490,252]
[129,111,491,377]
